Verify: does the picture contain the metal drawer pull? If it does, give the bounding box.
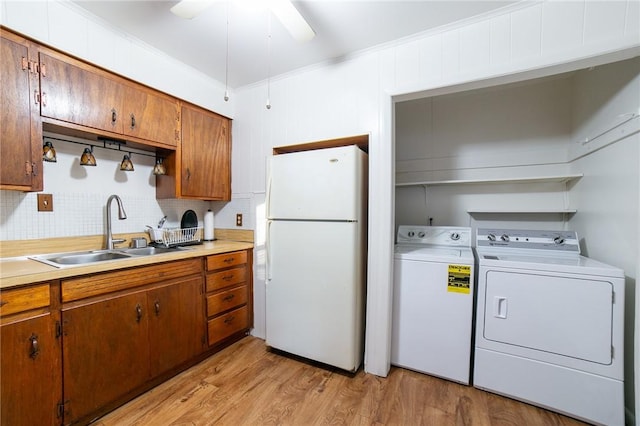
[224,316,235,325]
[154,301,160,316]
[222,274,234,281]
[136,304,143,322]
[223,258,234,263]
[29,334,40,359]
[223,294,235,302]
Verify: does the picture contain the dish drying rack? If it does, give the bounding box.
[153,227,203,248]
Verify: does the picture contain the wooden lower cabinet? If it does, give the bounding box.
[147,277,204,377]
[0,251,250,425]
[60,262,206,424]
[205,250,253,346]
[62,290,150,424]
[0,283,62,425]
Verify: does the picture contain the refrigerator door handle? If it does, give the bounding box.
[266,219,272,281]
[265,161,272,219]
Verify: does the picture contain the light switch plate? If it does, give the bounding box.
[37,194,53,212]
[236,213,243,227]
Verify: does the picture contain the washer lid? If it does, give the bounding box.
[395,244,473,262]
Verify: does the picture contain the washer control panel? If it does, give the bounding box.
[477,228,580,252]
[397,226,472,247]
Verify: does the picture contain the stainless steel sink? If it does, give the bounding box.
[119,247,181,256]
[29,246,186,268]
[30,250,133,267]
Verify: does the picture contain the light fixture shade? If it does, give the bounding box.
[120,154,134,171]
[80,147,96,166]
[153,158,167,176]
[42,141,57,162]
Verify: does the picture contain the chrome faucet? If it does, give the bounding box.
[106,194,127,249]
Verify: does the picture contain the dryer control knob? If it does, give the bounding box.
[554,236,565,245]
[418,231,425,238]
[501,234,510,242]
[451,232,460,241]
[408,231,415,238]
[487,234,496,242]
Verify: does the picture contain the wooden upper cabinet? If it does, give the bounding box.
[0,31,43,191]
[122,85,180,147]
[157,104,231,200]
[38,49,179,149]
[39,51,124,134]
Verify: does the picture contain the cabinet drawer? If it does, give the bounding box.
[62,258,202,302]
[206,251,247,271]
[207,286,247,317]
[207,305,248,345]
[0,284,50,317]
[206,267,246,292]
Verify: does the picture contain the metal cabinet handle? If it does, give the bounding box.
[224,316,235,325]
[222,274,234,281]
[223,258,234,264]
[136,304,143,322]
[154,300,160,316]
[223,294,235,302]
[111,108,117,125]
[130,113,136,130]
[29,334,39,359]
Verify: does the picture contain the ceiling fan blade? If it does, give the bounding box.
[170,0,314,43]
[270,0,315,43]
[170,0,216,19]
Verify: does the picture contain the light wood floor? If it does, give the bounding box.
[94,336,588,425]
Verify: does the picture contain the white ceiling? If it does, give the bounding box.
[72,1,520,89]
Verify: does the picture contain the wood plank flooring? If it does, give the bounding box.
[94,336,588,425]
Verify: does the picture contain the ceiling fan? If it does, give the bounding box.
[170,0,316,42]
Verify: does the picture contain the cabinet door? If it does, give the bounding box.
[180,105,231,200]
[1,313,62,426]
[61,291,149,424]
[0,33,42,191]
[123,86,180,147]
[147,277,205,377]
[39,52,124,134]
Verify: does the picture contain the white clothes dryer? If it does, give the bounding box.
[392,226,475,384]
[473,228,625,426]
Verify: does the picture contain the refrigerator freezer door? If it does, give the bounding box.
[268,145,366,221]
[266,220,365,371]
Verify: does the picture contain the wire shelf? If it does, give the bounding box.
[158,227,203,247]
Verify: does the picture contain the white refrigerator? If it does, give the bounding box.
[266,145,367,372]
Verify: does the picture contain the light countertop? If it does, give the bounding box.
[0,240,253,290]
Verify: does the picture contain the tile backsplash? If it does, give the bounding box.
[1,190,253,241]
[0,132,253,242]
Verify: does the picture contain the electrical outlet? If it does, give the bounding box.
[37,194,53,212]
[236,213,243,227]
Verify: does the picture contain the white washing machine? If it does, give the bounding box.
[474,228,625,426]
[391,225,475,384]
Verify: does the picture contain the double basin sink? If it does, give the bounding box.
[30,246,187,268]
